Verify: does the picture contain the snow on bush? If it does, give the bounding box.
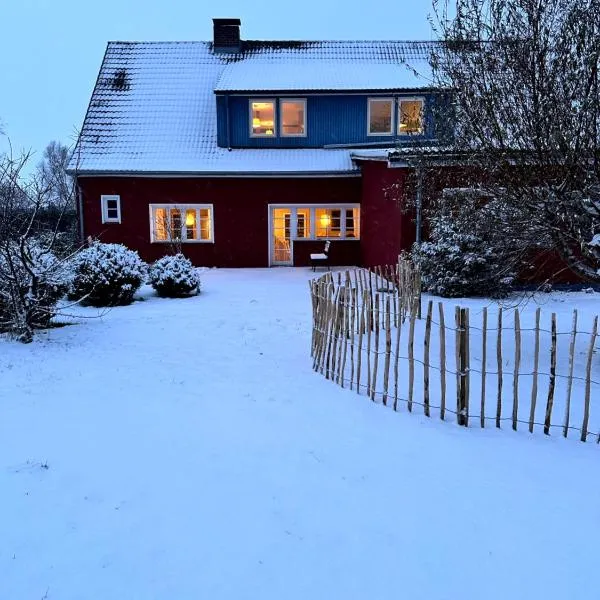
[148,254,200,298]
[69,243,146,307]
[0,240,71,337]
[412,216,515,298]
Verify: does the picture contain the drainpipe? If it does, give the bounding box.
[76,181,85,244]
[415,167,423,245]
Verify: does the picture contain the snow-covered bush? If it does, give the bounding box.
[412,216,515,298]
[69,243,146,307]
[0,241,71,338]
[148,254,200,298]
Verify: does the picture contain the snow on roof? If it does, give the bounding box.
[70,40,436,175]
[214,61,432,92]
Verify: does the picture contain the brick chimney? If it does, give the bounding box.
[213,18,242,53]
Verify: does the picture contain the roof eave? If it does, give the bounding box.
[214,87,436,95]
[72,169,360,178]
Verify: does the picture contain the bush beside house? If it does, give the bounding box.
[69,243,146,307]
[149,254,201,298]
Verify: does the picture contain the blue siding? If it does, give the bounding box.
[216,93,437,148]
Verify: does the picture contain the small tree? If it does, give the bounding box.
[412,198,517,297]
[0,145,77,342]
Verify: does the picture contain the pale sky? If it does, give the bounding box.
[0,0,434,161]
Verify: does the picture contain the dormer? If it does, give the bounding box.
[214,59,436,149]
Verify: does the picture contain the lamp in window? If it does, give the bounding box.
[320,213,331,228]
[185,211,196,227]
[252,117,261,128]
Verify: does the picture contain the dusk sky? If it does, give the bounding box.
[0,0,434,161]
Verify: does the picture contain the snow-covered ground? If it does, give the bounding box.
[1,268,599,600]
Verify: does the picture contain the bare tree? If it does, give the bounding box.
[0,144,77,342]
[416,0,600,281]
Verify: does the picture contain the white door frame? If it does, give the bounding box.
[267,203,361,267]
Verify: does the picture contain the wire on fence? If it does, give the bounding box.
[309,263,600,445]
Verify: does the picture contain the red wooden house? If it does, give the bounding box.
[69,19,444,268]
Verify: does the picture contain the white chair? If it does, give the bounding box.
[310,241,331,272]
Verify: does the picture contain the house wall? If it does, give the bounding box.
[77,176,362,268]
[216,93,436,148]
[359,161,415,267]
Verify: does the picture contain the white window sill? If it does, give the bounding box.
[151,240,215,245]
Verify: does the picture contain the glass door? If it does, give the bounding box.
[270,207,314,265]
[272,208,292,264]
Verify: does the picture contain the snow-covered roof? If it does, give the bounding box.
[351,145,457,164]
[71,40,436,175]
[215,61,432,92]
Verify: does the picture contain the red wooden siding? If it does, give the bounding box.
[77,176,362,267]
[359,161,415,267]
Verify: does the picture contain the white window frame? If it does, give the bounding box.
[249,98,277,138]
[101,194,121,224]
[149,204,215,244]
[397,96,425,136]
[279,98,307,138]
[367,97,394,136]
[267,204,360,266]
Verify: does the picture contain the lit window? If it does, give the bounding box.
[296,208,311,238]
[151,205,214,243]
[280,99,306,136]
[345,207,360,238]
[398,98,424,135]
[368,99,393,135]
[316,208,342,238]
[250,100,276,136]
[101,195,121,224]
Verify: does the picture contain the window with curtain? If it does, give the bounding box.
[250,100,276,136]
[368,99,393,135]
[398,98,424,134]
[280,99,306,136]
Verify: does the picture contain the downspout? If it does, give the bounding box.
[76,181,85,244]
[415,167,423,245]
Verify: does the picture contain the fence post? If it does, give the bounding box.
[349,286,356,391]
[393,294,403,411]
[408,300,417,412]
[456,307,469,427]
[544,313,557,435]
[382,296,392,406]
[581,316,598,442]
[439,302,447,421]
[512,309,521,431]
[371,293,381,402]
[356,290,366,394]
[480,307,487,428]
[496,308,503,429]
[563,310,578,438]
[423,300,433,417]
[529,307,541,433]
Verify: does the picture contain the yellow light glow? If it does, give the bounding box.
[320,213,331,228]
[185,212,196,227]
[252,117,261,127]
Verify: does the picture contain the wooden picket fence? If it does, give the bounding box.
[309,264,600,443]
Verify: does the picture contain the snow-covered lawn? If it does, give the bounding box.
[1,268,599,600]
